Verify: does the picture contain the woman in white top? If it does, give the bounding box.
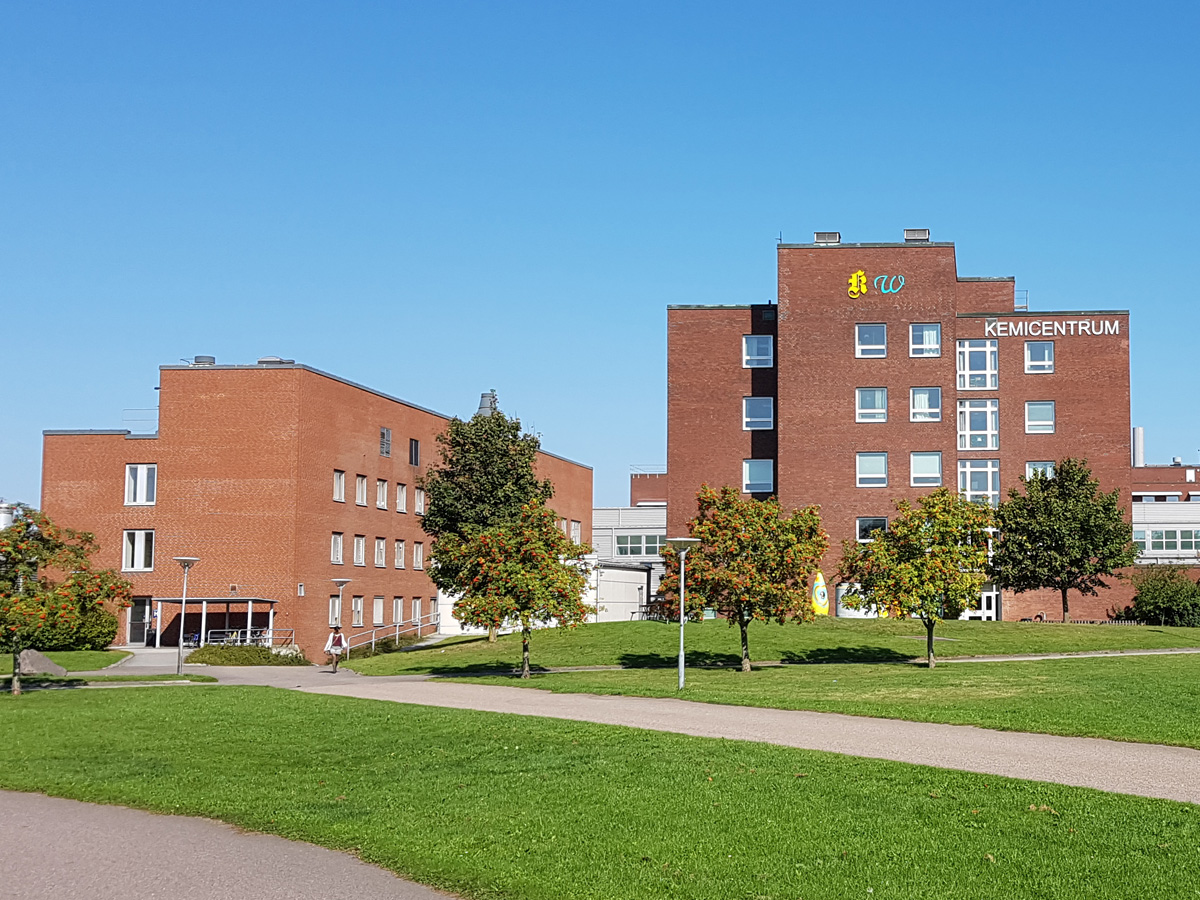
[323,626,347,672]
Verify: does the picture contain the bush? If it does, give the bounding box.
[33,605,119,651]
[1127,566,1200,626]
[186,645,311,666]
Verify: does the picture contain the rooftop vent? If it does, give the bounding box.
[813,232,841,245]
[1172,457,1183,466]
[904,228,931,242]
[257,356,296,366]
[476,390,498,417]
[192,355,216,366]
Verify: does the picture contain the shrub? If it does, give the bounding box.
[186,645,311,666]
[1127,566,1200,627]
[33,605,119,651]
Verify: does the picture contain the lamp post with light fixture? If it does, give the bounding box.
[173,557,199,675]
[331,578,351,628]
[666,537,700,690]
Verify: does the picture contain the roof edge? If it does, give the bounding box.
[957,310,1130,318]
[778,242,955,249]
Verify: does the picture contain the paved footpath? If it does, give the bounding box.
[0,790,455,900]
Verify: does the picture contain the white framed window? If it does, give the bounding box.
[124,464,157,506]
[570,520,582,543]
[353,535,366,567]
[394,539,405,568]
[1025,401,1056,434]
[855,388,887,423]
[355,474,368,506]
[910,452,943,487]
[330,532,344,565]
[957,339,999,390]
[856,452,888,488]
[856,517,887,542]
[373,596,385,627]
[742,459,774,493]
[958,399,1000,450]
[742,335,774,368]
[415,488,426,515]
[333,469,345,503]
[1025,341,1054,374]
[958,459,1001,506]
[413,542,424,570]
[743,397,774,430]
[396,483,407,513]
[910,387,942,422]
[351,596,364,627]
[393,596,403,623]
[617,535,643,556]
[644,534,663,555]
[374,537,386,567]
[855,324,887,358]
[1146,529,1199,551]
[122,529,155,571]
[909,323,941,357]
[376,479,388,509]
[412,597,422,625]
[380,427,392,457]
[328,595,342,627]
[1026,461,1056,479]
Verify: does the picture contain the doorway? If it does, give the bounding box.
[129,597,152,644]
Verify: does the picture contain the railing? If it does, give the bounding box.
[204,628,295,647]
[343,612,441,656]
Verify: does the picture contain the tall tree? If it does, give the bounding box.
[838,489,993,668]
[451,500,592,678]
[659,484,828,673]
[0,506,132,694]
[989,458,1136,623]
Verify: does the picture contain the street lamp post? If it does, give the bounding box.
[666,537,700,691]
[173,557,200,676]
[332,578,351,628]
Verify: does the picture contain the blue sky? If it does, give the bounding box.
[3,1,1198,507]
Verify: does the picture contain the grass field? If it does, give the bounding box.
[458,652,1200,748]
[347,618,1200,675]
[1,673,218,691]
[1,687,1196,900]
[3,649,129,674]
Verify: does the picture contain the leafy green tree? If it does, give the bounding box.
[0,506,132,694]
[838,488,993,668]
[989,458,1137,623]
[659,484,828,673]
[1124,566,1200,627]
[451,500,592,678]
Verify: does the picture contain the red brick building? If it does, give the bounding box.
[668,230,1134,620]
[41,360,592,658]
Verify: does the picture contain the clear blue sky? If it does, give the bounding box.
[3,1,1198,507]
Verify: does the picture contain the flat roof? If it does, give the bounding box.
[667,304,758,310]
[957,310,1129,317]
[778,242,956,249]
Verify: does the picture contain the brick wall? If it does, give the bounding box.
[630,473,668,505]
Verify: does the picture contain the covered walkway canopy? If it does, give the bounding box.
[149,596,280,648]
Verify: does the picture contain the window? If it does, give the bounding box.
[393,597,403,624]
[643,534,662,555]
[1026,461,1056,479]
[353,535,366,566]
[910,387,942,422]
[855,324,887,358]
[1134,530,1146,553]
[570,520,582,543]
[856,453,888,488]
[122,529,154,571]
[1025,401,1056,434]
[1150,530,1178,551]
[373,596,385,627]
[330,532,344,565]
[413,542,424,569]
[743,459,774,493]
[910,323,941,357]
[355,475,368,506]
[328,596,342,627]
[1185,530,1199,551]
[394,539,405,568]
[376,479,388,509]
[910,452,943,487]
[415,488,426,515]
[957,339,999,390]
[617,535,643,556]
[743,397,774,430]
[856,517,887,542]
[374,537,386,567]
[1025,341,1054,374]
[351,596,364,627]
[333,470,345,503]
[958,459,1001,506]
[409,439,420,466]
[742,335,774,368]
[856,388,887,423]
[412,597,422,625]
[396,483,407,513]
[125,464,157,505]
[380,427,392,457]
[958,399,999,450]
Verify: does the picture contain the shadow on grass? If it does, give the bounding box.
[781,646,914,665]
[618,651,745,669]
[1,676,89,692]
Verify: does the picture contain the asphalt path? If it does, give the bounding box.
[0,791,456,900]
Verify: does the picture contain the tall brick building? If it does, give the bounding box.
[668,230,1134,620]
[41,359,592,657]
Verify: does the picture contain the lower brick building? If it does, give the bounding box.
[41,359,592,658]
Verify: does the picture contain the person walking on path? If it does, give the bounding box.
[323,626,347,672]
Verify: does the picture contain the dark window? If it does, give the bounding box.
[380,427,392,457]
[409,438,420,466]
[856,517,887,541]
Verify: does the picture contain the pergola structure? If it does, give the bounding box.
[149,596,280,648]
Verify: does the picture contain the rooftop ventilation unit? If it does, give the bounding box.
[192,355,216,366]
[257,356,296,366]
[813,232,841,245]
[1172,457,1184,466]
[904,228,931,242]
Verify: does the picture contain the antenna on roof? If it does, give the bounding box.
[777,231,783,244]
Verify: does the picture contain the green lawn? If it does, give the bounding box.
[458,653,1200,748]
[347,618,1200,675]
[2,673,218,690]
[3,649,129,674]
[1,687,1196,899]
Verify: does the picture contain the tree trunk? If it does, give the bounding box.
[739,616,751,673]
[487,625,498,643]
[1061,588,1070,623]
[11,649,21,696]
[925,618,936,669]
[521,628,531,679]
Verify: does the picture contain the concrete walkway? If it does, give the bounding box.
[0,791,455,900]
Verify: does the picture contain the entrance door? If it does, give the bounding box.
[129,597,152,644]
